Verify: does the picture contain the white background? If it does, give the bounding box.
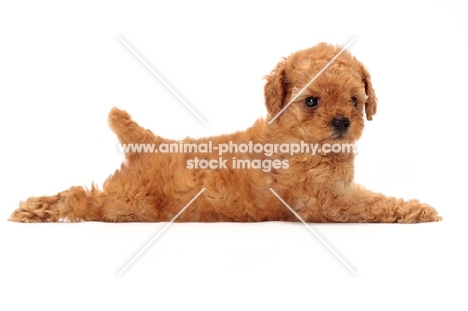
[1,0,467,310]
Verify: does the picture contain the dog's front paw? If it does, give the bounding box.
[417,203,442,222]
[397,201,442,223]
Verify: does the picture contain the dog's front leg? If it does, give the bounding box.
[317,184,442,223]
[299,184,442,223]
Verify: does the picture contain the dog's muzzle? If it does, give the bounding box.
[331,117,350,133]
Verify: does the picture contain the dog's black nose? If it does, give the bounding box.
[331,117,350,132]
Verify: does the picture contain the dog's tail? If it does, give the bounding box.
[108,107,159,144]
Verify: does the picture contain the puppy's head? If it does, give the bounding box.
[264,43,377,143]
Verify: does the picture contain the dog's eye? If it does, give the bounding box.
[351,97,357,105]
[305,97,320,108]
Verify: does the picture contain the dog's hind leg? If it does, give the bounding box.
[9,108,172,223]
[9,185,106,222]
[9,178,163,223]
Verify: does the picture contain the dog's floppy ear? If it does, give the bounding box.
[264,59,288,116]
[360,64,377,121]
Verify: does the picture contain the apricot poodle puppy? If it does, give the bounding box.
[10,43,441,223]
